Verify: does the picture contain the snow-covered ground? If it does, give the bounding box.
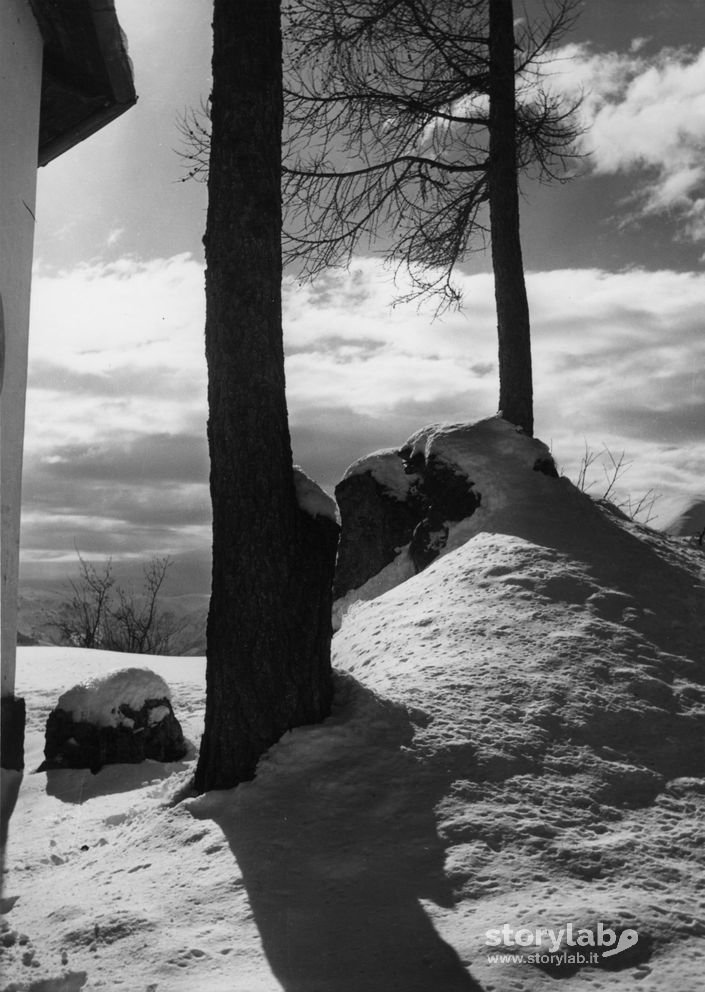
[2,445,705,992]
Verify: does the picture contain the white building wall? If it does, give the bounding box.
[0,0,43,696]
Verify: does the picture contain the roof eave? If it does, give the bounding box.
[30,0,137,167]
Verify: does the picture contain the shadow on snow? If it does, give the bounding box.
[188,673,483,992]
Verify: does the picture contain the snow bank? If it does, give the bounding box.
[293,465,339,522]
[57,667,172,727]
[3,463,705,991]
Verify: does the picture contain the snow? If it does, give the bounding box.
[147,705,171,726]
[333,542,416,629]
[405,415,549,474]
[293,465,339,522]
[658,494,705,536]
[2,450,705,992]
[342,447,419,500]
[56,667,173,727]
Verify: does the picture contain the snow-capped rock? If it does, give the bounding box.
[333,450,421,602]
[334,416,559,624]
[41,667,187,772]
[293,465,339,522]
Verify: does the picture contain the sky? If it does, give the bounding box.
[21,0,705,582]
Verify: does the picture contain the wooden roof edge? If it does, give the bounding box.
[30,0,137,167]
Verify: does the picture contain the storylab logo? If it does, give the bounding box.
[486,923,639,967]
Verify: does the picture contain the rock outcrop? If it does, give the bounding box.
[334,417,559,622]
[333,451,421,599]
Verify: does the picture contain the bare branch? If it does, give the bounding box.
[49,552,186,655]
[279,0,583,304]
[175,98,211,184]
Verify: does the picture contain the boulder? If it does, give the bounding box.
[403,449,481,572]
[334,442,484,601]
[40,667,187,773]
[333,454,421,600]
[333,418,559,621]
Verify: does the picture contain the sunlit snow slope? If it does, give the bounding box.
[2,424,704,992]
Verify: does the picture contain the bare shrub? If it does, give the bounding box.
[51,552,188,655]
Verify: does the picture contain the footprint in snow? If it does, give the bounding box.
[168,947,207,968]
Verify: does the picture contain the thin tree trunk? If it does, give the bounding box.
[195,0,337,793]
[488,0,534,436]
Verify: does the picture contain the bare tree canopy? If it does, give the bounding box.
[282,0,582,299]
[178,0,582,434]
[282,0,583,434]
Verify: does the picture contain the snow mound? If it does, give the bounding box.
[293,465,339,522]
[4,465,704,991]
[333,493,705,988]
[57,667,172,728]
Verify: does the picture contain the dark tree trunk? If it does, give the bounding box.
[488,0,534,436]
[195,0,337,793]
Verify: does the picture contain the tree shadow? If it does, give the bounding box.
[42,740,196,804]
[188,675,483,992]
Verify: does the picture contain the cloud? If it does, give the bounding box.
[22,253,705,560]
[290,394,480,492]
[525,266,705,508]
[36,432,209,484]
[285,262,705,512]
[24,255,210,560]
[26,254,207,451]
[551,43,705,240]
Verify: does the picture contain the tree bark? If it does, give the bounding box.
[195,0,337,793]
[488,0,534,436]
